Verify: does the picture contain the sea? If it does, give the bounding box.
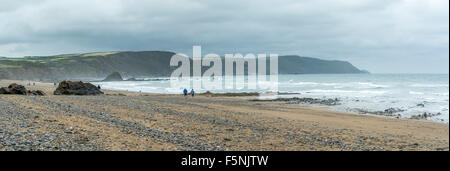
[93,74,449,123]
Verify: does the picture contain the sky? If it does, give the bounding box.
[0,0,448,73]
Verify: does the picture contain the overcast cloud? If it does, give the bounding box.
[0,0,448,73]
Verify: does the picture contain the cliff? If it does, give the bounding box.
[0,51,367,81]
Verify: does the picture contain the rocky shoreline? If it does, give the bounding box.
[252,97,342,106]
[252,97,448,122]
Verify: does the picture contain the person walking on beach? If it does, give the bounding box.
[183,88,188,97]
[190,89,195,97]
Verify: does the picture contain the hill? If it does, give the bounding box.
[0,51,367,81]
[278,56,365,74]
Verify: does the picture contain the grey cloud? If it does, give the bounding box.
[0,0,448,73]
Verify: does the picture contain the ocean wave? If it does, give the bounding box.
[288,82,332,86]
[284,82,389,88]
[410,84,449,88]
[409,91,425,95]
[306,89,388,95]
[432,92,449,96]
[356,82,390,88]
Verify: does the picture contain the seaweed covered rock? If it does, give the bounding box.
[54,81,103,95]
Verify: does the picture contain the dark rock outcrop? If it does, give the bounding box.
[103,72,123,82]
[54,81,103,95]
[7,83,27,95]
[0,83,45,96]
[27,90,46,96]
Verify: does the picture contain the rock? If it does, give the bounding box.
[103,72,123,81]
[0,87,11,94]
[354,107,405,117]
[383,108,404,115]
[27,90,46,96]
[54,80,104,95]
[0,83,42,95]
[7,83,27,95]
[410,112,438,120]
[258,97,341,106]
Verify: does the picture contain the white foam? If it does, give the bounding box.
[409,91,425,95]
[410,84,449,88]
[356,82,390,88]
[306,89,388,95]
[433,92,449,96]
[285,82,389,89]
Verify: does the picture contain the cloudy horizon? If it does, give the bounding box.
[0,0,448,73]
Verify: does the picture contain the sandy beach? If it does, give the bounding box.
[0,80,448,151]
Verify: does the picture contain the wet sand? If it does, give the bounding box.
[0,80,448,151]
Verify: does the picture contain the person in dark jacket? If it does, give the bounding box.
[190,89,195,97]
[183,88,188,96]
